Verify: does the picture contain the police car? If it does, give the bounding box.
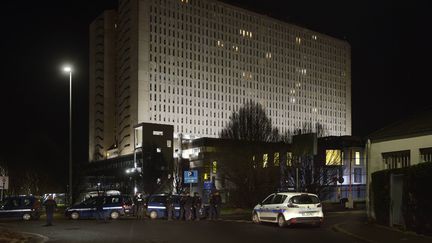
[146,194,208,220]
[146,194,180,219]
[0,196,41,220]
[65,195,133,220]
[252,192,324,227]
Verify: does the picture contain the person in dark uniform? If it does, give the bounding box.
[166,194,174,221]
[184,195,193,221]
[192,192,202,221]
[213,191,222,220]
[43,196,57,226]
[135,193,145,219]
[179,193,187,220]
[209,191,222,220]
[96,197,107,222]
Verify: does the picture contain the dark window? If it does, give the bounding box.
[262,194,275,205]
[23,198,32,207]
[272,194,287,204]
[107,197,120,204]
[289,195,320,204]
[149,196,167,204]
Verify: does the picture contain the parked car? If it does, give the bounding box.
[146,194,208,220]
[0,196,41,220]
[252,192,324,227]
[65,195,133,220]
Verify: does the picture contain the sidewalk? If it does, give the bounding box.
[333,221,432,243]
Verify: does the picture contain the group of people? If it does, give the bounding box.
[166,191,222,221]
[133,190,222,221]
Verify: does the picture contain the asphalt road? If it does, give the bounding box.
[0,212,365,243]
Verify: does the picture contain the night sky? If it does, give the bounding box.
[1,0,430,190]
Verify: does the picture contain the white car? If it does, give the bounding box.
[252,192,324,227]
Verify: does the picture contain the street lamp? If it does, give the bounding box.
[63,65,73,205]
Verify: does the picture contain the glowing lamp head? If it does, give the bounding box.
[63,66,72,72]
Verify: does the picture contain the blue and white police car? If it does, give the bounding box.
[65,195,133,220]
[0,196,41,221]
[252,192,324,227]
[146,194,181,219]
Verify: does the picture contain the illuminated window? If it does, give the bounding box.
[286,152,292,166]
[212,161,217,173]
[326,150,342,165]
[263,154,268,168]
[274,152,280,166]
[355,152,361,165]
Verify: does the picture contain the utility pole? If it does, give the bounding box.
[348,149,353,208]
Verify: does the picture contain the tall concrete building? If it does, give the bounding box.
[89,0,351,161]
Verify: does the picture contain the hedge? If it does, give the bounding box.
[371,162,432,235]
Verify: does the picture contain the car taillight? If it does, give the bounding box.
[317,203,322,208]
[287,202,299,208]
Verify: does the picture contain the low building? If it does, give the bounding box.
[182,137,291,204]
[366,111,432,226]
[84,123,174,197]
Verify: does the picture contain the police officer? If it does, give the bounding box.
[179,193,187,220]
[135,193,145,219]
[43,196,57,226]
[184,195,193,221]
[166,194,174,221]
[192,192,202,221]
[213,191,222,220]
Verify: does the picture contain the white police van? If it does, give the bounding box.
[252,192,324,227]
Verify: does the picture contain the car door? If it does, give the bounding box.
[81,197,98,218]
[0,198,14,218]
[259,194,275,221]
[266,194,288,222]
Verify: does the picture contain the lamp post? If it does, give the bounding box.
[63,66,73,205]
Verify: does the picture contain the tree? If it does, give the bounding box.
[220,100,280,142]
[218,101,283,207]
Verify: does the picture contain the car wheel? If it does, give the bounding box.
[277,214,286,228]
[110,211,120,220]
[71,212,80,220]
[149,210,158,220]
[252,212,260,224]
[22,213,31,221]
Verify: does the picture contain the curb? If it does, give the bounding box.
[373,223,432,240]
[20,231,50,243]
[325,210,365,215]
[332,223,374,243]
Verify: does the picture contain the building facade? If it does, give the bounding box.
[89,0,352,161]
[366,111,432,224]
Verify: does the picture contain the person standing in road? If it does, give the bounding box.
[43,196,57,226]
[136,193,145,219]
[179,193,187,220]
[212,191,222,220]
[96,197,107,223]
[166,194,174,221]
[184,195,193,221]
[192,192,202,221]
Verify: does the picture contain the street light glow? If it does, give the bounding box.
[63,66,72,72]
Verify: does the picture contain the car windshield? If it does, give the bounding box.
[290,195,320,204]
